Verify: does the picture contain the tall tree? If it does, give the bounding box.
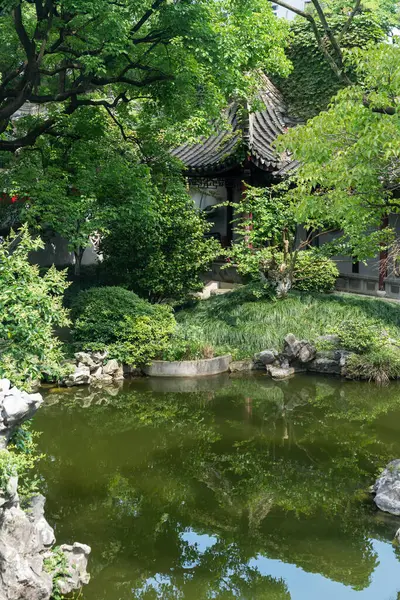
[0,0,290,152]
[1,105,220,292]
[279,42,400,262]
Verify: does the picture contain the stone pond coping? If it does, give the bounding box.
[142,355,232,378]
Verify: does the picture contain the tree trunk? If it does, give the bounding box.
[74,248,84,277]
[379,215,389,291]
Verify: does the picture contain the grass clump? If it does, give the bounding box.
[346,348,400,385]
[160,324,228,361]
[177,286,400,361]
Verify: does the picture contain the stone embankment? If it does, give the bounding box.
[63,351,126,387]
[66,335,351,387]
[230,333,351,379]
[0,378,90,600]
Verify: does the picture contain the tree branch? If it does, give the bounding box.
[74,92,131,108]
[268,0,351,85]
[13,4,34,60]
[131,0,166,35]
[339,0,362,42]
[92,73,173,86]
[105,106,130,141]
[310,0,344,68]
[39,64,79,76]
[0,63,26,94]
[363,97,397,116]
[0,117,57,151]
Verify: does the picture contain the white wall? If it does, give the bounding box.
[29,232,98,268]
[190,185,229,242]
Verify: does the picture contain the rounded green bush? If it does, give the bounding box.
[335,317,381,353]
[72,286,176,365]
[294,251,339,293]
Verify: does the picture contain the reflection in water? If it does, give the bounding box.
[35,375,400,599]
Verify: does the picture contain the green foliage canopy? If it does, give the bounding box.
[0,0,291,152]
[0,106,219,290]
[280,42,400,260]
[0,226,70,388]
[100,173,220,302]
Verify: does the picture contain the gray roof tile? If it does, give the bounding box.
[172,74,296,175]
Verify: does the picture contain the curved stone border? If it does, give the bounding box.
[143,355,232,378]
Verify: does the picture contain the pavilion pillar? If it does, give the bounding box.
[226,186,234,246]
[242,163,252,248]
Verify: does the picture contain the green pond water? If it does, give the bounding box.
[34,373,400,600]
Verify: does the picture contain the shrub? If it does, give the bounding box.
[44,546,70,600]
[161,325,217,361]
[333,317,382,353]
[1,424,44,502]
[100,183,220,302]
[72,286,176,365]
[110,313,176,365]
[0,226,70,389]
[345,347,400,385]
[293,251,339,293]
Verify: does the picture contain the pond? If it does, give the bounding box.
[34,374,400,600]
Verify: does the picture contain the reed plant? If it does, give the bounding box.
[177,287,400,360]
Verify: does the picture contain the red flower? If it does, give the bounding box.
[11,196,18,203]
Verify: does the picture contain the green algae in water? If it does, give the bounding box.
[34,374,400,600]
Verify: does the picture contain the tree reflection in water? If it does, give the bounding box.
[35,375,400,599]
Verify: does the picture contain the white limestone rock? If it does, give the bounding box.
[267,365,295,380]
[0,379,10,394]
[91,366,103,380]
[0,480,90,600]
[374,460,400,515]
[90,350,109,363]
[0,389,43,447]
[65,366,91,387]
[74,352,97,369]
[113,365,125,381]
[57,543,91,595]
[103,359,120,375]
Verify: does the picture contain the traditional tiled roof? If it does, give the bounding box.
[172,74,296,176]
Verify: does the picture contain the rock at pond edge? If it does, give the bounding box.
[374,459,400,516]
